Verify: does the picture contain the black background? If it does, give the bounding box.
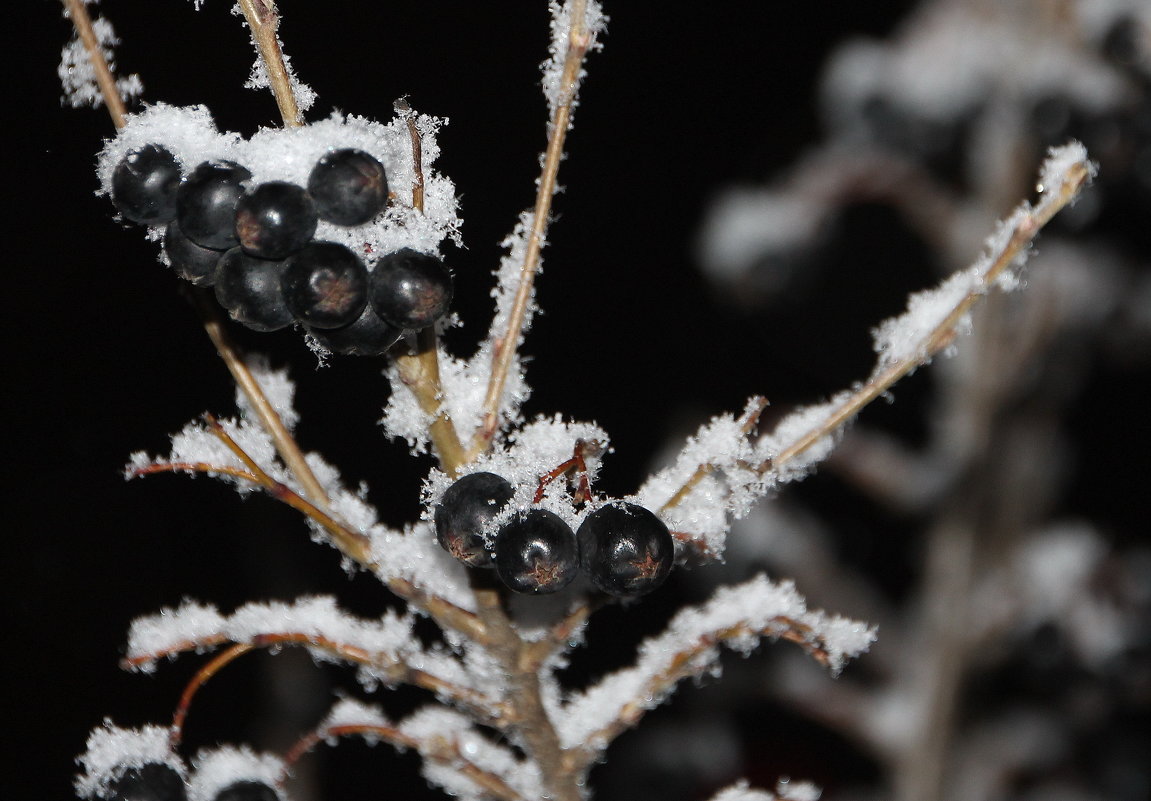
[7,2,1147,800]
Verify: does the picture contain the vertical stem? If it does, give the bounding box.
[236,0,303,127]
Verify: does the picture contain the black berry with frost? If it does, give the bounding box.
[435,472,515,567]
[212,781,278,801]
[306,301,403,356]
[369,248,453,330]
[164,221,225,286]
[282,241,368,328]
[103,763,186,801]
[308,148,389,226]
[494,509,578,594]
[111,144,181,225]
[177,160,252,249]
[577,502,673,597]
[214,247,293,332]
[235,181,318,260]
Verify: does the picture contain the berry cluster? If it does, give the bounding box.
[95,762,278,801]
[434,471,675,598]
[109,143,452,355]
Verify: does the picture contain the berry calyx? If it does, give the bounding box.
[111,144,181,225]
[213,781,278,801]
[369,248,453,330]
[434,472,515,567]
[307,148,389,226]
[235,181,318,260]
[104,763,187,801]
[577,502,674,598]
[282,241,368,329]
[494,509,578,594]
[214,247,293,332]
[177,160,252,249]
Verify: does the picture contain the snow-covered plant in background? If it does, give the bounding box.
[60,1,1104,800]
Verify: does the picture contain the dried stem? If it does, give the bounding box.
[235,0,302,127]
[470,1,594,456]
[170,643,254,747]
[61,0,128,128]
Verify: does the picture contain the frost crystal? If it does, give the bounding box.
[58,15,143,110]
[75,723,182,799]
[542,1,608,126]
[189,746,284,801]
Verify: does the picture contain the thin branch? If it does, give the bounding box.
[235,0,302,127]
[170,643,254,747]
[283,723,525,801]
[61,0,128,128]
[470,1,594,456]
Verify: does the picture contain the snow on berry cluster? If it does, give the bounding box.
[98,104,460,354]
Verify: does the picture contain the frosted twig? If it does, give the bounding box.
[763,146,1093,481]
[60,0,128,128]
[235,0,302,127]
[469,0,597,456]
[191,291,333,515]
[284,723,524,801]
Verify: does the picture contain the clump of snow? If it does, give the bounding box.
[125,600,228,668]
[554,573,875,750]
[75,722,183,799]
[245,50,316,116]
[96,104,461,258]
[776,778,822,801]
[59,13,143,111]
[189,745,284,801]
[709,778,823,801]
[871,268,979,368]
[235,355,299,432]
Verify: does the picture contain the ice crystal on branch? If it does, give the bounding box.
[58,10,142,110]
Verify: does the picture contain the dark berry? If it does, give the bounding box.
[282,241,368,328]
[213,247,292,332]
[494,509,578,594]
[577,502,673,598]
[177,160,252,249]
[307,148,389,225]
[235,181,318,259]
[306,301,403,356]
[110,144,181,225]
[213,781,278,801]
[369,248,453,330]
[163,220,226,286]
[434,472,515,567]
[104,763,186,801]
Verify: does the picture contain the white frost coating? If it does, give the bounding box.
[189,746,284,801]
[322,697,391,730]
[235,355,299,432]
[541,0,607,125]
[59,15,143,110]
[776,778,822,801]
[400,707,545,801]
[75,723,182,799]
[125,600,227,667]
[1035,141,1097,215]
[96,104,461,257]
[871,267,979,368]
[554,574,875,750]
[245,49,316,114]
[367,520,479,613]
[637,399,767,558]
[708,778,821,801]
[757,390,855,486]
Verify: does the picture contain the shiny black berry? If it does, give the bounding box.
[369,248,453,330]
[163,220,225,286]
[111,144,181,225]
[214,247,292,332]
[177,160,252,249]
[306,301,403,356]
[213,781,278,801]
[577,502,673,598]
[282,241,368,328]
[104,763,186,801]
[494,509,578,594]
[308,148,389,226]
[434,472,515,567]
[235,181,318,260]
